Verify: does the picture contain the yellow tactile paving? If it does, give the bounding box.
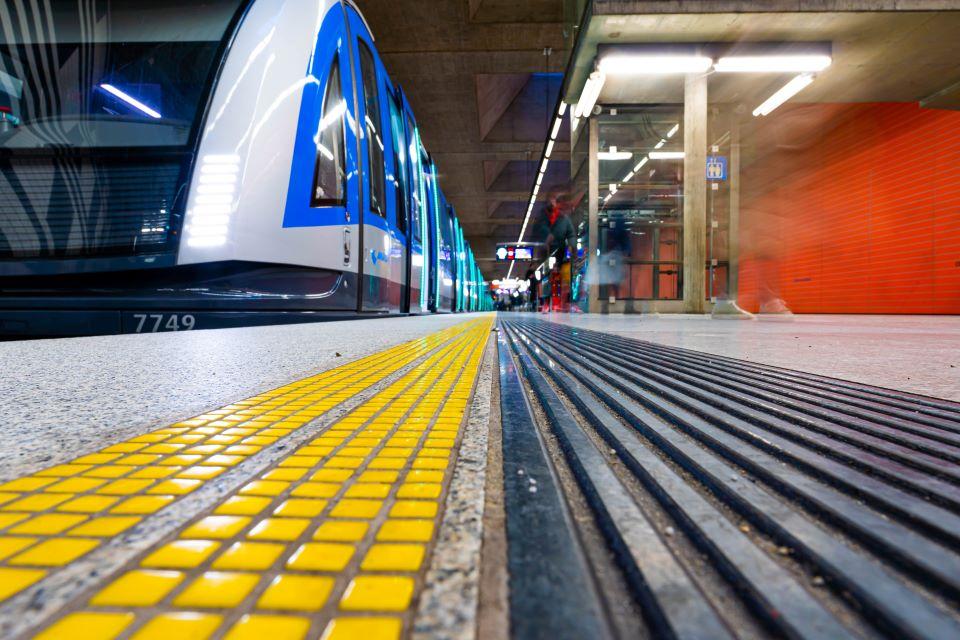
[0,322,476,607]
[29,317,492,639]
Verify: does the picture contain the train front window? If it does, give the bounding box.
[311,56,346,207]
[0,0,243,150]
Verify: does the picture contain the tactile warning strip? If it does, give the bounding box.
[30,317,492,640]
[0,321,474,607]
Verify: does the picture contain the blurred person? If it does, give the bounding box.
[536,186,576,311]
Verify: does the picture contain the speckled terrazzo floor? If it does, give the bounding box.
[526,313,960,402]
[0,313,487,480]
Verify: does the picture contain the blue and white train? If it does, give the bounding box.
[0,0,491,335]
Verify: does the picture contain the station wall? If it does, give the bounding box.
[737,102,960,314]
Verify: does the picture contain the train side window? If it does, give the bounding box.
[358,41,386,218]
[407,115,422,242]
[311,56,346,207]
[388,95,408,233]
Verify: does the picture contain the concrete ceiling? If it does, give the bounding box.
[355,0,569,281]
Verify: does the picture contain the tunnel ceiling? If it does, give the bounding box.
[356,0,569,281]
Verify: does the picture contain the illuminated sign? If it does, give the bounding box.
[495,244,536,261]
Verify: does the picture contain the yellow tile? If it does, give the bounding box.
[325,456,365,469]
[344,483,392,499]
[247,518,308,541]
[0,537,36,561]
[34,464,93,477]
[357,471,398,483]
[183,445,224,455]
[223,614,309,640]
[131,612,222,640]
[412,458,447,470]
[45,477,107,493]
[177,466,225,480]
[361,543,425,571]
[239,480,289,497]
[215,496,271,516]
[82,465,130,479]
[182,516,251,539]
[205,455,244,467]
[139,444,186,454]
[128,466,179,479]
[167,436,205,445]
[285,542,354,571]
[110,495,174,515]
[206,435,242,445]
[97,479,153,495]
[8,537,99,566]
[148,479,202,495]
[278,456,321,468]
[159,454,203,466]
[9,513,88,535]
[0,477,55,492]
[273,499,327,518]
[34,612,134,640]
[405,470,444,483]
[367,458,405,470]
[376,519,434,542]
[131,434,171,443]
[2,493,72,512]
[0,567,46,601]
[90,569,184,606]
[389,500,438,519]
[290,483,339,499]
[73,453,121,465]
[224,445,261,456]
[339,576,414,611]
[242,436,277,446]
[378,448,412,459]
[142,539,220,569]
[115,454,162,466]
[69,516,141,537]
[0,512,30,531]
[321,617,402,640]
[212,542,283,571]
[173,571,260,608]
[329,499,382,519]
[310,469,352,482]
[257,574,334,612]
[396,483,442,499]
[262,468,306,481]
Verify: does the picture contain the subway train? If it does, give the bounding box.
[0,0,491,336]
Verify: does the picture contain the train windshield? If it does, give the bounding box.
[0,0,244,150]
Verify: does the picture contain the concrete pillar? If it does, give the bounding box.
[728,120,741,301]
[587,117,601,313]
[683,73,707,314]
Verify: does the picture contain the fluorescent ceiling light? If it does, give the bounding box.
[633,157,649,172]
[100,84,161,119]
[599,55,712,75]
[575,71,605,118]
[753,73,815,117]
[623,171,635,182]
[654,139,665,150]
[598,146,632,161]
[545,139,555,158]
[666,124,679,138]
[540,158,549,174]
[715,55,831,73]
[550,117,562,140]
[649,151,685,159]
[558,101,567,116]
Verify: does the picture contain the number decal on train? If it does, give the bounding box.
[132,314,197,333]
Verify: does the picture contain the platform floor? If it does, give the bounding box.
[1,313,958,640]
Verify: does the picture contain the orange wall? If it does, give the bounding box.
[738,103,960,314]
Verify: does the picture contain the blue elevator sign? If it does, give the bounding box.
[706,156,727,181]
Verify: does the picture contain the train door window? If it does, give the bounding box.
[388,95,408,233]
[407,115,422,242]
[358,41,386,218]
[311,56,346,207]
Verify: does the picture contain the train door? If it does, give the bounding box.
[425,157,440,312]
[345,6,401,312]
[386,89,411,313]
[401,100,427,314]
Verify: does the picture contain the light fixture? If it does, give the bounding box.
[599,54,712,75]
[633,157,649,172]
[753,73,815,117]
[558,101,567,116]
[623,171,635,182]
[715,55,831,73]
[540,157,549,174]
[653,139,666,150]
[598,146,633,161]
[666,124,679,138]
[649,151,685,159]
[545,139,555,158]
[550,117,562,140]
[609,183,618,194]
[100,84,161,119]
[574,70,606,119]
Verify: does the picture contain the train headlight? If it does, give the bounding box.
[186,154,240,248]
